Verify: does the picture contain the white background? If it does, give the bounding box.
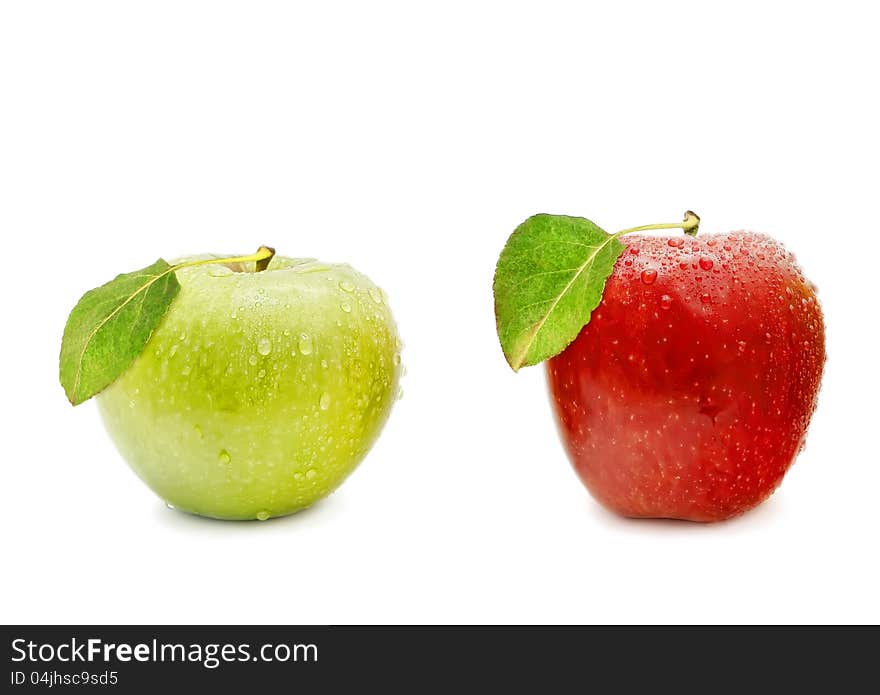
[1,1,878,624]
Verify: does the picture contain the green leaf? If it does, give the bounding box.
[493,214,626,371]
[60,259,181,404]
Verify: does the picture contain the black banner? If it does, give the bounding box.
[2,625,876,691]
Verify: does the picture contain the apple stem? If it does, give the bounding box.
[173,246,277,273]
[612,211,700,240]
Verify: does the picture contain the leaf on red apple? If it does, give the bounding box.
[59,259,181,405]
[493,214,625,371]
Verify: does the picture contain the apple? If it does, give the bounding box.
[96,255,402,520]
[546,232,825,522]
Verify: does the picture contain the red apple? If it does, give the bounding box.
[546,231,825,522]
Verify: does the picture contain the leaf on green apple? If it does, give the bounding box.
[493,214,625,371]
[60,259,181,405]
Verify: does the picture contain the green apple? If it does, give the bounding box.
[96,255,402,520]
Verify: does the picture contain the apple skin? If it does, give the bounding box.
[97,256,402,520]
[547,232,825,522]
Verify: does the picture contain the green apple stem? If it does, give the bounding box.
[611,211,700,240]
[174,246,277,273]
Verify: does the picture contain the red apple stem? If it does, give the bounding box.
[611,211,700,240]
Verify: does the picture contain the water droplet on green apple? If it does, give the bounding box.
[181,364,191,376]
[319,393,331,410]
[339,280,355,292]
[392,353,401,366]
[218,449,231,464]
[165,502,175,510]
[320,359,328,369]
[248,354,258,366]
[256,510,270,521]
[298,334,313,355]
[305,469,317,480]
[368,287,383,304]
[194,424,204,438]
[340,301,352,313]
[169,344,179,357]
[257,338,272,355]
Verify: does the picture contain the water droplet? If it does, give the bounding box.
[339,280,355,292]
[679,261,690,270]
[181,364,192,376]
[640,269,658,284]
[293,472,304,481]
[257,338,272,355]
[667,238,684,248]
[340,301,352,313]
[248,354,258,366]
[369,288,384,304]
[699,257,714,271]
[257,368,266,378]
[396,387,404,400]
[218,449,231,464]
[283,328,291,336]
[165,502,175,510]
[737,340,747,354]
[700,293,711,304]
[194,424,204,438]
[298,334,313,355]
[178,330,187,341]
[319,393,331,410]
[628,247,640,255]
[660,294,673,310]
[256,510,270,521]
[392,353,401,365]
[169,344,179,357]
[305,469,317,480]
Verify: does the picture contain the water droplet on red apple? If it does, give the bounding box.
[640,269,658,284]
[700,293,711,304]
[667,238,684,248]
[699,257,714,271]
[660,295,673,310]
